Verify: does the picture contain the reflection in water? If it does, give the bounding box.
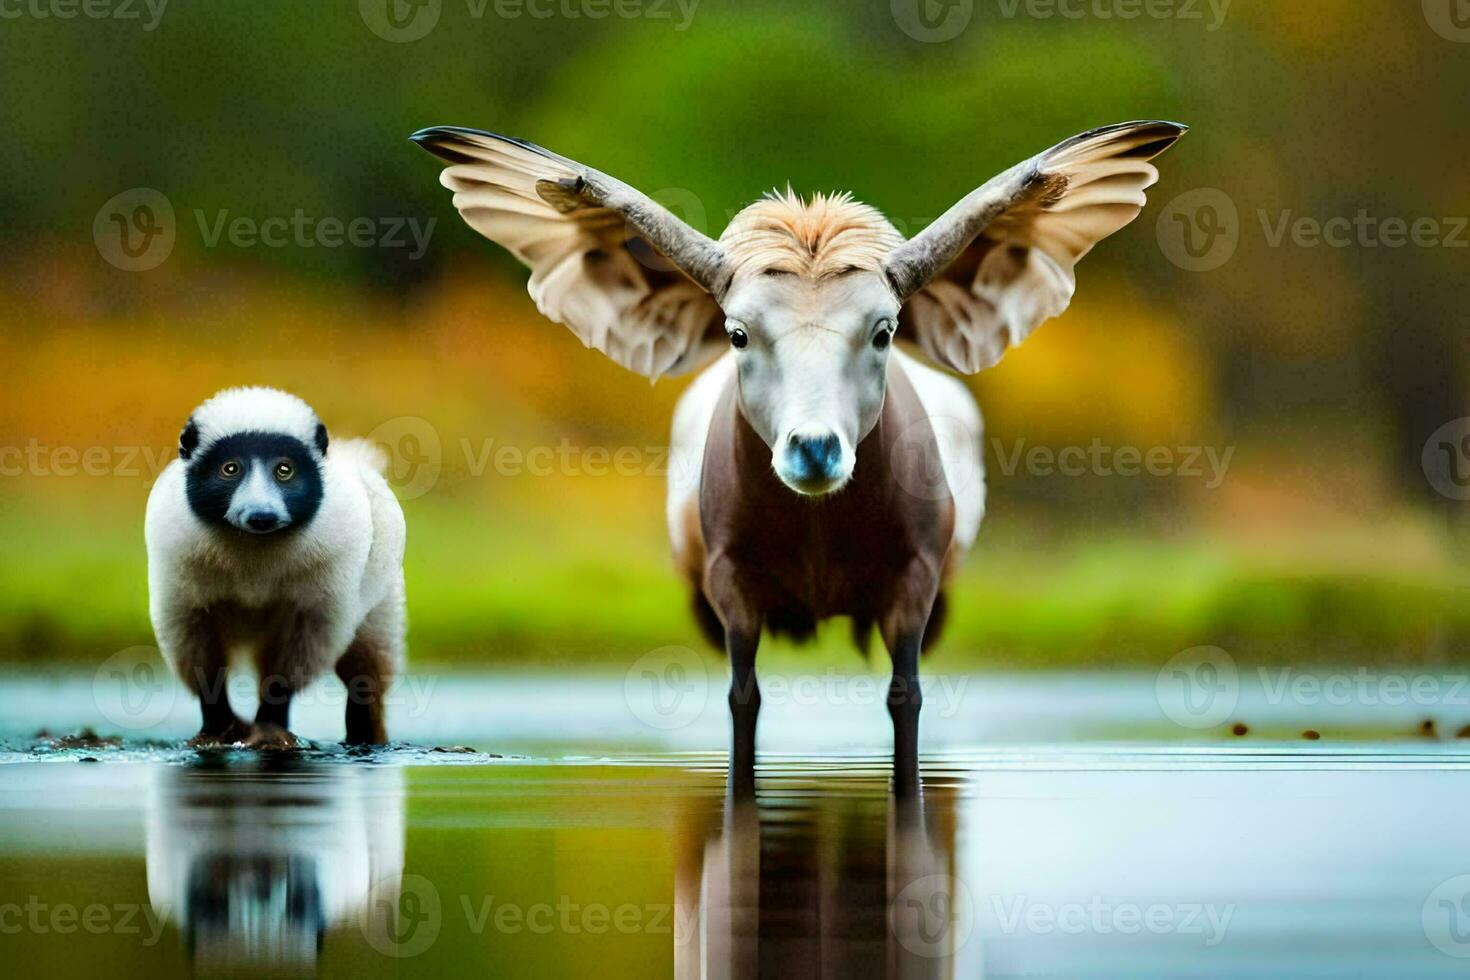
[144,760,405,974]
[678,783,974,979]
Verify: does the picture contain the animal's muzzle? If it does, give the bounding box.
[789,432,842,478]
[777,430,851,495]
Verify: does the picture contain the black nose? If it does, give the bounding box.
[245,513,282,532]
[789,433,842,477]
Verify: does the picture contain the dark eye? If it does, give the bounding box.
[729,327,748,350]
[274,461,295,482]
[873,321,894,351]
[219,460,242,479]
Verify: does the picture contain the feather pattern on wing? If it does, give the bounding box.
[891,120,1187,374]
[412,127,726,380]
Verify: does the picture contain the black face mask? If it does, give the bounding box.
[182,431,325,535]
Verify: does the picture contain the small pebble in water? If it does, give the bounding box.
[1302,730,1321,741]
[1231,723,1249,737]
[1419,719,1437,738]
[432,745,478,754]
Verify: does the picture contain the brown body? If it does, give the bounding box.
[690,365,955,656]
[676,362,960,795]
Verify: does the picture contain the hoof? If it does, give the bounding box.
[242,723,301,751]
[187,720,253,748]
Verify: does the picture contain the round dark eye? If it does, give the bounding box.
[729,327,748,350]
[219,460,242,479]
[873,327,893,351]
[274,461,295,482]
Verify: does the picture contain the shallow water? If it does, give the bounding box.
[4,672,1470,976]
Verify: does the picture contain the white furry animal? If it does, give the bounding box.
[144,387,406,747]
[411,120,1185,791]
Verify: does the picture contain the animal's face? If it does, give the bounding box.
[183,429,325,535]
[722,270,900,495]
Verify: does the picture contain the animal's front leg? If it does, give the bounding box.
[883,565,940,798]
[886,632,923,798]
[161,608,250,746]
[727,628,761,799]
[709,557,763,798]
[250,609,338,750]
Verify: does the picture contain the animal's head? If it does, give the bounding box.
[178,387,329,535]
[412,121,1187,496]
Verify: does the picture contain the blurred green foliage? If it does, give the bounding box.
[1,0,1467,669]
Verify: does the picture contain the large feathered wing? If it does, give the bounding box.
[412,127,727,380]
[887,121,1188,374]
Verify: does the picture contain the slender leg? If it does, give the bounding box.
[727,629,761,800]
[249,612,324,750]
[171,611,249,746]
[887,632,923,798]
[250,669,300,749]
[336,636,393,745]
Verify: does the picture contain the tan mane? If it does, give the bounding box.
[719,189,904,282]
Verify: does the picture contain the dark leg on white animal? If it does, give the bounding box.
[190,664,250,745]
[250,670,300,750]
[888,633,923,798]
[727,630,760,799]
[336,639,390,746]
[180,622,249,746]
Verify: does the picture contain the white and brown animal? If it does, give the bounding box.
[412,121,1186,790]
[145,387,406,747]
